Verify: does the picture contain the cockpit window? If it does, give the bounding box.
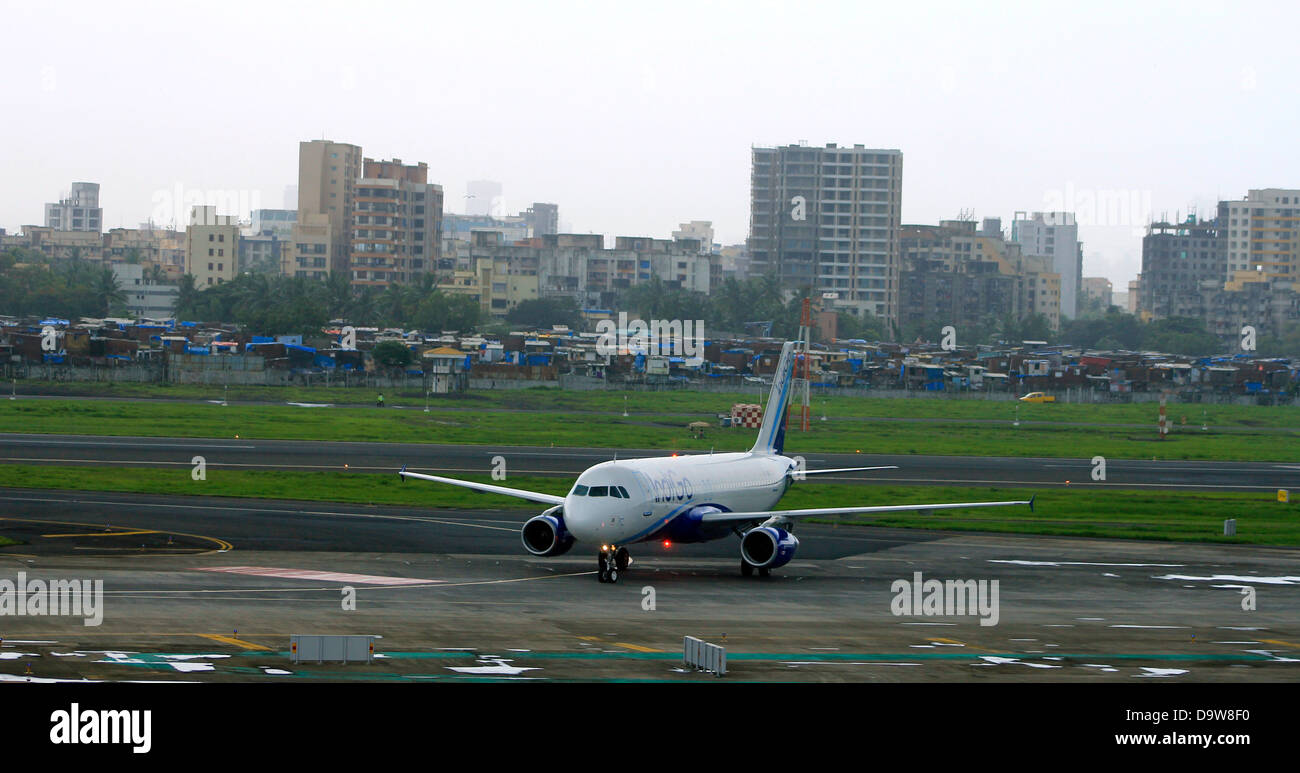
[589,486,609,497]
[617,486,629,498]
[572,485,589,496]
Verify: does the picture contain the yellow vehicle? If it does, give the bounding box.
[1018,391,1055,403]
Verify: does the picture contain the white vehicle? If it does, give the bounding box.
[400,341,1033,582]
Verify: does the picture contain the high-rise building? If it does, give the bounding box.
[1221,189,1300,284]
[44,182,102,233]
[185,206,240,287]
[1011,211,1082,319]
[297,139,362,275]
[524,202,559,237]
[350,158,444,288]
[1137,216,1224,319]
[748,143,902,326]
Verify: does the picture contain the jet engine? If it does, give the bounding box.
[521,507,575,556]
[740,526,799,569]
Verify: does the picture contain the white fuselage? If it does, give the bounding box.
[562,452,793,545]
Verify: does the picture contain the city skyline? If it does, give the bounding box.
[4,0,1297,291]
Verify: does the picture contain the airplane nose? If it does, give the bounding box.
[564,497,598,542]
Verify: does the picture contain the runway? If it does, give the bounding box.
[1,488,1296,683]
[2,432,1296,492]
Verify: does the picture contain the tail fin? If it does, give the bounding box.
[751,341,797,456]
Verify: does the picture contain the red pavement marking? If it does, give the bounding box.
[197,566,438,585]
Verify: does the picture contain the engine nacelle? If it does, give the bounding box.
[521,507,575,557]
[740,526,799,570]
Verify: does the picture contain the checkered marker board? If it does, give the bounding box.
[731,403,763,428]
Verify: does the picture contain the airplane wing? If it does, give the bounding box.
[699,495,1034,523]
[399,467,565,506]
[792,465,898,476]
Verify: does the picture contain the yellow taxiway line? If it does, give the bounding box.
[198,634,272,651]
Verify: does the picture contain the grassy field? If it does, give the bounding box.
[14,379,1300,428]
[0,465,1295,546]
[1,398,1297,461]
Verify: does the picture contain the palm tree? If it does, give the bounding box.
[325,273,354,321]
[93,267,127,317]
[174,274,199,317]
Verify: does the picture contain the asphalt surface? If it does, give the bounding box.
[2,432,1297,492]
[0,488,1297,683]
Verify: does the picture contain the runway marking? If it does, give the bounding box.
[198,634,271,651]
[927,636,1000,653]
[197,566,439,585]
[42,529,159,538]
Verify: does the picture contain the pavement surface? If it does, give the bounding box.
[1,488,1296,683]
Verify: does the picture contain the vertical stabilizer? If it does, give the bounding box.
[751,341,797,455]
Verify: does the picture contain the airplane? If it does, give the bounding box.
[399,340,1033,583]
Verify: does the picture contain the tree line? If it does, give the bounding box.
[174,272,482,335]
[0,248,126,319]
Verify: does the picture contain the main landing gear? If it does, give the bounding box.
[740,559,770,578]
[597,545,631,583]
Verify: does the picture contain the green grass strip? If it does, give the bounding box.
[2,399,1298,461]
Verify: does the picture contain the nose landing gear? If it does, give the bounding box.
[597,545,632,583]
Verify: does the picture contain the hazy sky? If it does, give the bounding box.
[3,0,1296,287]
